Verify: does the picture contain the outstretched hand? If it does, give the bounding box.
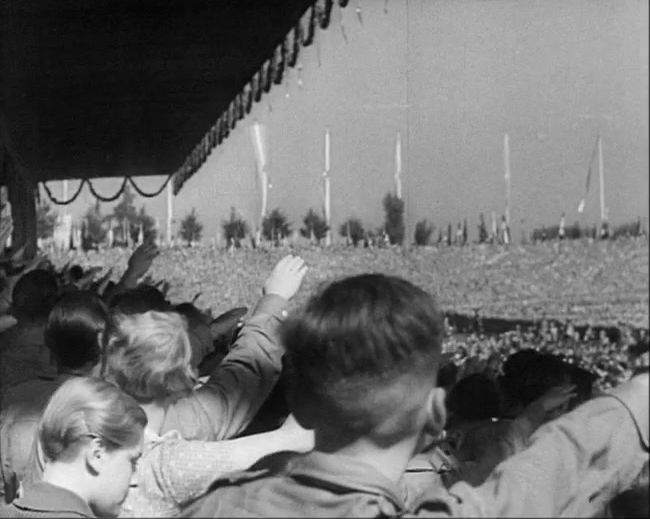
[263,255,308,301]
[126,243,159,280]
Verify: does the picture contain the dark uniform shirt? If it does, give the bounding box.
[0,481,94,518]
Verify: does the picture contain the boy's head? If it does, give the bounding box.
[446,373,502,428]
[281,274,445,448]
[45,290,110,371]
[11,269,59,322]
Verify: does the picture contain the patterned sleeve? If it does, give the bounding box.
[145,439,239,506]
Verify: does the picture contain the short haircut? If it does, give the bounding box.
[446,373,502,425]
[281,274,444,446]
[103,311,196,402]
[45,291,109,370]
[500,350,572,407]
[68,265,84,282]
[174,303,213,368]
[39,377,147,463]
[108,285,169,315]
[11,269,59,321]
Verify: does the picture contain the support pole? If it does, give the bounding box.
[6,156,36,258]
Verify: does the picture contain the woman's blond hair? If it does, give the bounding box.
[103,311,196,402]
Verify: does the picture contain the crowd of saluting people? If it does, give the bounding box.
[0,242,648,518]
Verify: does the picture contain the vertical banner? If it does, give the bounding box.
[394,131,402,200]
[597,135,605,222]
[577,135,599,214]
[503,133,511,226]
[323,127,331,246]
[166,180,173,246]
[250,122,269,243]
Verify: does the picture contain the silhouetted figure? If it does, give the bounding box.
[478,214,488,244]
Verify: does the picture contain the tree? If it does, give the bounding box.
[111,185,138,244]
[112,185,138,224]
[135,205,157,243]
[36,199,57,240]
[414,219,434,246]
[222,207,249,248]
[83,200,107,248]
[382,193,405,245]
[478,213,489,244]
[179,208,203,245]
[262,208,291,244]
[339,218,365,247]
[300,208,329,243]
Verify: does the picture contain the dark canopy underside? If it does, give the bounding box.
[0,0,312,183]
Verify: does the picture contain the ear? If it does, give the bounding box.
[84,437,107,476]
[424,387,447,437]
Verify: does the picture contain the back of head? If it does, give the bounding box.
[108,285,169,315]
[68,265,84,283]
[11,269,59,321]
[39,376,147,463]
[499,349,542,406]
[103,311,196,402]
[501,350,573,408]
[281,273,444,446]
[45,290,109,370]
[175,303,213,368]
[518,354,572,406]
[446,373,502,427]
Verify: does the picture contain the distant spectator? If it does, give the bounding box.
[0,270,59,392]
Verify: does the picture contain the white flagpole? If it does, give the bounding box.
[503,133,511,226]
[250,122,269,244]
[394,132,402,200]
[323,128,331,246]
[166,180,173,246]
[598,135,605,222]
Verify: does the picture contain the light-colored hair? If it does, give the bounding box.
[39,377,147,463]
[103,311,196,402]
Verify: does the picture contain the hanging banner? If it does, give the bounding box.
[250,123,269,233]
[394,132,402,199]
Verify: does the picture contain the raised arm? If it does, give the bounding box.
[136,414,314,512]
[192,255,308,440]
[443,373,649,517]
[106,243,159,300]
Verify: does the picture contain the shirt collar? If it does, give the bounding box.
[282,451,408,512]
[13,481,95,517]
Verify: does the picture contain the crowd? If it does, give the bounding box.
[0,242,647,518]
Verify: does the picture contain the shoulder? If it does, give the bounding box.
[181,451,297,517]
[159,392,217,440]
[6,482,95,518]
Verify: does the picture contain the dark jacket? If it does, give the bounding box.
[0,481,95,518]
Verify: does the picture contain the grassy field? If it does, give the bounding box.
[52,237,649,330]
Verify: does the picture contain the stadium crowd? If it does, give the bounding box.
[0,243,647,518]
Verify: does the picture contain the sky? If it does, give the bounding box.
[43,0,649,243]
